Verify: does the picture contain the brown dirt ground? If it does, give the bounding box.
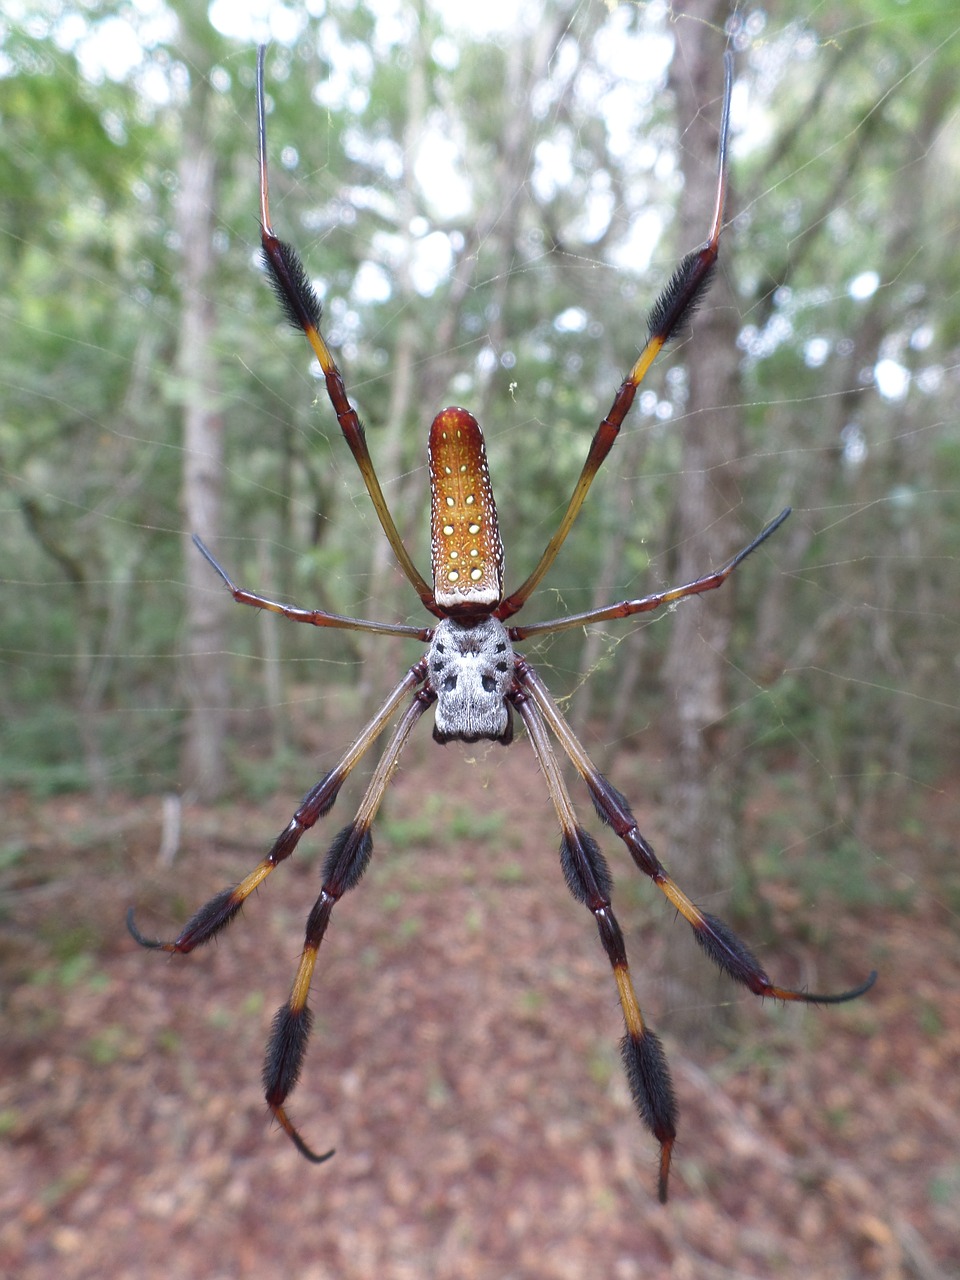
[1,726,958,1280]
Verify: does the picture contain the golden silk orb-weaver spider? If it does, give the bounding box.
[128,46,876,1203]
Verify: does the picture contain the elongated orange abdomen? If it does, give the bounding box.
[428,407,504,615]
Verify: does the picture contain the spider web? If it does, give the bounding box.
[4,0,958,1059]
[1,2,959,1272]
[3,0,958,1013]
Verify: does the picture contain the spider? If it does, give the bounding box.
[129,46,876,1203]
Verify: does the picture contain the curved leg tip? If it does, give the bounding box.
[767,966,878,1005]
[271,1102,336,1164]
[126,906,172,951]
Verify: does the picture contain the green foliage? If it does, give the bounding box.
[0,4,955,874]
[379,793,506,850]
[230,744,308,804]
[84,1026,128,1066]
[928,1166,960,1207]
[788,836,886,918]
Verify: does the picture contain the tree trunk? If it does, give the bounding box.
[177,62,229,802]
[660,8,744,1043]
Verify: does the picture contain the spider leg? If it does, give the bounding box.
[263,686,435,1160]
[510,508,790,641]
[497,51,733,622]
[193,535,431,640]
[516,660,877,1006]
[513,687,676,1202]
[255,46,437,616]
[127,660,429,953]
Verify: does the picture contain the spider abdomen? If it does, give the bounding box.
[428,407,504,614]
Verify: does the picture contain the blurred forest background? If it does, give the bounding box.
[5,0,958,835]
[2,1,959,1278]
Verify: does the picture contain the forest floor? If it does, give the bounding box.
[1,720,958,1280]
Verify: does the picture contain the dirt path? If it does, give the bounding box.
[2,743,957,1278]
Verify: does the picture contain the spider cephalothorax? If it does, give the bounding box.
[427,613,515,745]
[128,46,875,1202]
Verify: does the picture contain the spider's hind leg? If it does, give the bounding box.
[126,665,428,958]
[261,823,372,1164]
[513,689,677,1203]
[519,660,878,1008]
[261,688,434,1161]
